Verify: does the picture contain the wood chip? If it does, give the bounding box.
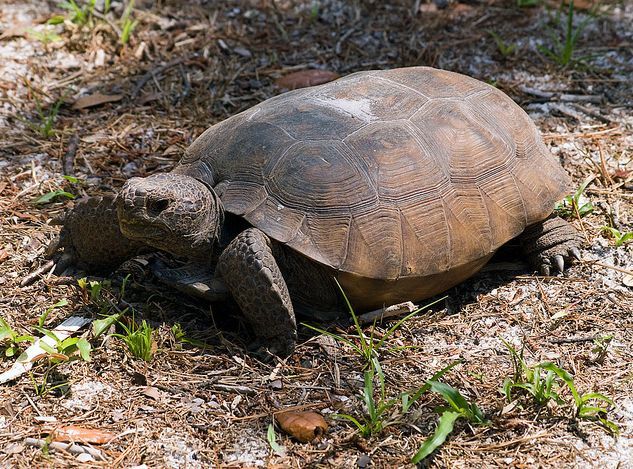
[51,425,115,444]
[275,70,339,90]
[72,93,124,110]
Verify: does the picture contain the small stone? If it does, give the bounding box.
[269,379,283,390]
[357,454,371,468]
[2,442,23,455]
[122,161,139,177]
[233,47,252,58]
[76,453,93,462]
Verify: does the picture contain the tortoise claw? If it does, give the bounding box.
[540,264,551,276]
[553,255,565,273]
[570,247,581,261]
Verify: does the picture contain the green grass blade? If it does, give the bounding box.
[363,370,376,420]
[580,392,614,406]
[411,410,461,464]
[334,413,367,434]
[267,423,285,456]
[428,381,470,414]
[76,338,91,361]
[538,362,581,405]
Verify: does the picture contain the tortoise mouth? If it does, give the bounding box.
[119,218,167,241]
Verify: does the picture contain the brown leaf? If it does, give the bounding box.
[562,0,597,10]
[275,411,328,442]
[275,70,339,90]
[51,425,115,444]
[418,3,438,13]
[72,93,123,110]
[0,27,26,41]
[0,249,9,264]
[612,169,631,181]
[142,386,163,401]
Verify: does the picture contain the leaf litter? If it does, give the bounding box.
[0,0,631,467]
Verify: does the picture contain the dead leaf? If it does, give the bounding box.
[269,379,283,390]
[612,169,631,181]
[418,3,438,13]
[0,27,26,41]
[138,92,162,105]
[275,411,328,442]
[623,274,633,288]
[276,70,339,90]
[2,442,24,455]
[561,0,597,10]
[72,93,123,110]
[162,144,182,156]
[51,425,115,444]
[0,250,9,264]
[449,3,473,17]
[142,386,162,401]
[32,352,69,362]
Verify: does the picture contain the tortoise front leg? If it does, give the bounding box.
[149,258,229,303]
[520,215,583,275]
[217,228,297,357]
[46,195,145,274]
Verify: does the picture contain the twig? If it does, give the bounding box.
[549,335,597,344]
[357,301,418,326]
[551,103,584,121]
[519,86,602,104]
[131,56,193,98]
[24,438,105,461]
[598,141,614,186]
[590,261,633,277]
[211,383,256,395]
[62,133,79,176]
[20,259,55,287]
[570,103,614,124]
[92,10,122,37]
[335,27,356,55]
[453,431,550,451]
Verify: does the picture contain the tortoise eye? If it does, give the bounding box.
[147,198,170,216]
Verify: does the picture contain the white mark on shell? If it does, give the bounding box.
[247,108,262,121]
[312,96,376,122]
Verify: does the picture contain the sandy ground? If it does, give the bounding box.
[0,0,632,467]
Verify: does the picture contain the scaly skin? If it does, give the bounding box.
[519,215,583,275]
[217,228,297,356]
[47,195,145,273]
[47,173,583,357]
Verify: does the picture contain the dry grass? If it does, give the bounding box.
[0,0,631,467]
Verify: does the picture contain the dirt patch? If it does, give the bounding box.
[0,0,631,467]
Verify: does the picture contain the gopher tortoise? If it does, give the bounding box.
[49,66,582,356]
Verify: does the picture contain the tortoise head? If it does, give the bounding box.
[116,173,222,260]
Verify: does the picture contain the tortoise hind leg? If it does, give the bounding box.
[520,215,583,275]
[217,228,297,357]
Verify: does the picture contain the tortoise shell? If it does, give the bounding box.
[176,67,569,307]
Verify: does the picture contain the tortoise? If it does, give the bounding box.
[49,66,582,356]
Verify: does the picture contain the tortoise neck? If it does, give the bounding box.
[190,187,224,261]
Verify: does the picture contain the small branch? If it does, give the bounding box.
[24,438,105,461]
[357,301,418,326]
[20,259,55,287]
[549,335,597,344]
[62,133,79,176]
[131,56,194,98]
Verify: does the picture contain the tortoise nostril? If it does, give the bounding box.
[147,198,170,216]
